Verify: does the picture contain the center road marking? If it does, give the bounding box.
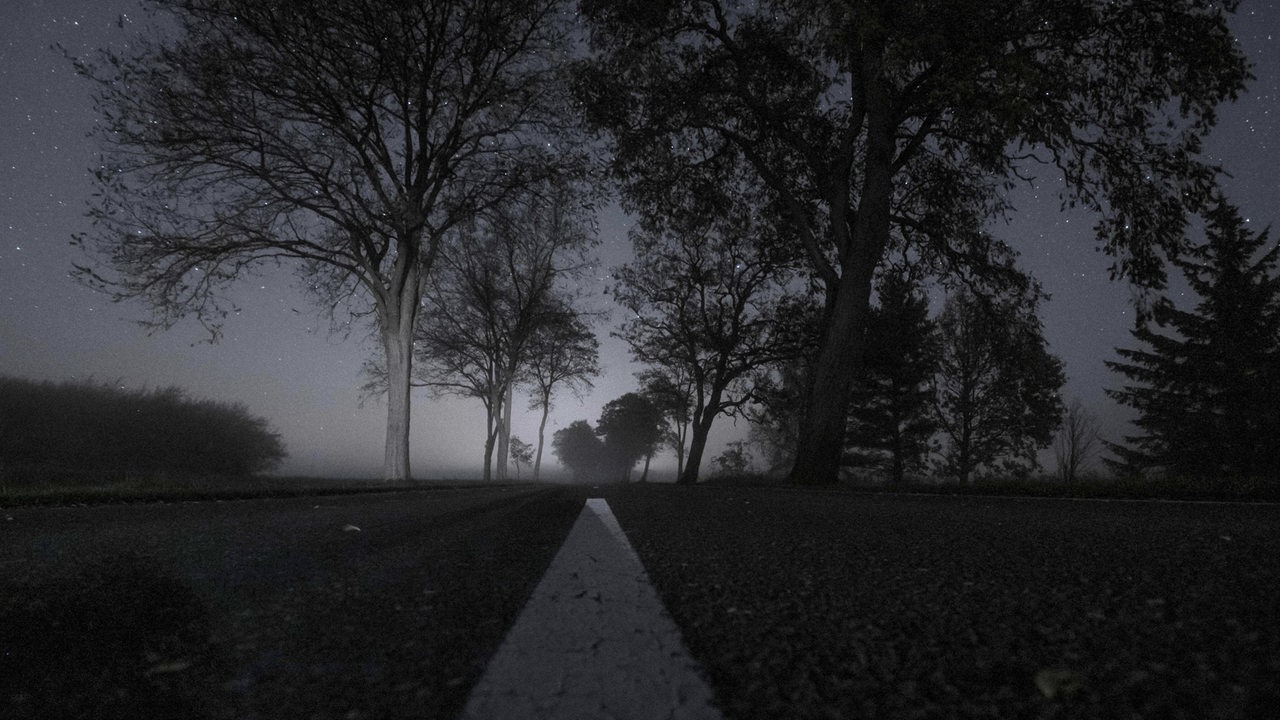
[460,498,724,720]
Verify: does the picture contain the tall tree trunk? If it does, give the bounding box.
[788,107,895,486]
[482,421,497,483]
[380,305,415,483]
[495,383,513,481]
[679,397,720,485]
[534,400,550,482]
[788,263,875,486]
[674,420,687,479]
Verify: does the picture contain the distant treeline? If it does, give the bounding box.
[0,376,286,486]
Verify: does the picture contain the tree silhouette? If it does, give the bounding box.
[508,437,534,481]
[1107,200,1280,481]
[551,420,605,483]
[933,290,1065,484]
[635,367,695,479]
[614,212,807,484]
[596,393,665,482]
[577,0,1250,485]
[845,272,939,485]
[525,314,600,482]
[411,189,595,482]
[1054,398,1101,483]
[71,0,581,480]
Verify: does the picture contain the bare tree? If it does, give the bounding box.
[525,314,600,482]
[1055,399,1101,483]
[71,0,581,480]
[614,211,807,485]
[636,367,695,479]
[413,188,595,482]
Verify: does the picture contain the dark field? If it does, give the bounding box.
[3,484,1277,719]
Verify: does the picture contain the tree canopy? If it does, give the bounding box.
[613,204,807,484]
[596,393,666,482]
[72,0,582,480]
[576,0,1251,484]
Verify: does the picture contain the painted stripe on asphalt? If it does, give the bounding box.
[459,498,724,720]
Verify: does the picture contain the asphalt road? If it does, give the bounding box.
[0,485,586,720]
[4,484,1278,719]
[602,485,1280,720]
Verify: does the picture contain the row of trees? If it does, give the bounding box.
[396,187,601,483]
[605,193,1280,486]
[551,393,665,483]
[845,277,1064,485]
[72,0,1251,484]
[0,377,285,484]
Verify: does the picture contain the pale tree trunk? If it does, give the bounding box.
[379,294,417,483]
[482,420,496,482]
[495,383,513,481]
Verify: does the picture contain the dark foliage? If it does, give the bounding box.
[550,419,606,483]
[844,273,939,484]
[1107,200,1280,481]
[613,203,809,484]
[0,376,285,485]
[595,393,666,482]
[576,0,1251,485]
[933,291,1065,484]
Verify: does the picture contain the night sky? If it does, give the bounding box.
[3,1,1279,479]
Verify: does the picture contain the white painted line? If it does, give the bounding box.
[459,498,724,720]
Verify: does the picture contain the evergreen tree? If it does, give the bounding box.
[844,273,939,485]
[1106,201,1280,480]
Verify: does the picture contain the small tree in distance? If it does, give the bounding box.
[526,313,601,482]
[509,437,534,481]
[933,289,1065,485]
[1054,398,1101,483]
[636,367,695,479]
[551,420,604,483]
[613,203,807,484]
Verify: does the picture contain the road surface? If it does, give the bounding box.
[4,483,1279,719]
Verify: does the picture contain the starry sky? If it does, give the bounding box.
[2,1,1279,480]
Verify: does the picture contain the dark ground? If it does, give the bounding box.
[2,483,1278,719]
[0,485,585,720]
[602,484,1280,720]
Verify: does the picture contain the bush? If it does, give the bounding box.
[0,376,286,486]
